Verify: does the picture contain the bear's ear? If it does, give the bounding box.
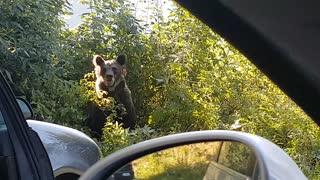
[116,54,126,65]
[93,55,104,66]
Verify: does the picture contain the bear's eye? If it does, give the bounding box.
[112,67,117,72]
[102,68,107,74]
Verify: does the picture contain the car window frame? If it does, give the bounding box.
[0,72,54,180]
[174,0,320,126]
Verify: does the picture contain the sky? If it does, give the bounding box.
[64,0,173,29]
[63,0,91,28]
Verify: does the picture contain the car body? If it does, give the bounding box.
[16,94,102,180]
[0,74,102,180]
[27,120,102,179]
[16,97,102,180]
[16,98,102,179]
[1,0,320,180]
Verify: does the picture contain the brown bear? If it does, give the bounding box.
[87,54,136,139]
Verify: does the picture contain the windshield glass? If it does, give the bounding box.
[1,0,319,179]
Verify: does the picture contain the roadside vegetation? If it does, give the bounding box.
[1,0,320,178]
[132,142,220,179]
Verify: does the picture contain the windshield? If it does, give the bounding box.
[1,0,319,179]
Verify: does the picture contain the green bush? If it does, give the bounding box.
[2,0,320,178]
[100,122,158,156]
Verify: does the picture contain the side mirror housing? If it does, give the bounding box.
[16,97,34,119]
[80,130,307,180]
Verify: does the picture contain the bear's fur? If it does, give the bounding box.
[87,54,136,139]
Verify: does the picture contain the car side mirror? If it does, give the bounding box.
[16,97,34,119]
[80,130,307,180]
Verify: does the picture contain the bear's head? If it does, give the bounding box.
[93,54,127,92]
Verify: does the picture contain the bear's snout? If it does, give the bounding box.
[105,74,113,81]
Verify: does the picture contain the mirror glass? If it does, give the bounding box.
[109,141,260,180]
[16,98,33,119]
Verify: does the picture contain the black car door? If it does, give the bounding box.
[0,72,54,180]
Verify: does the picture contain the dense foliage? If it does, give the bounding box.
[1,0,320,178]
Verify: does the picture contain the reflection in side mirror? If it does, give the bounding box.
[110,141,259,180]
[16,98,34,119]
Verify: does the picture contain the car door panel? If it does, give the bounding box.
[0,73,54,180]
